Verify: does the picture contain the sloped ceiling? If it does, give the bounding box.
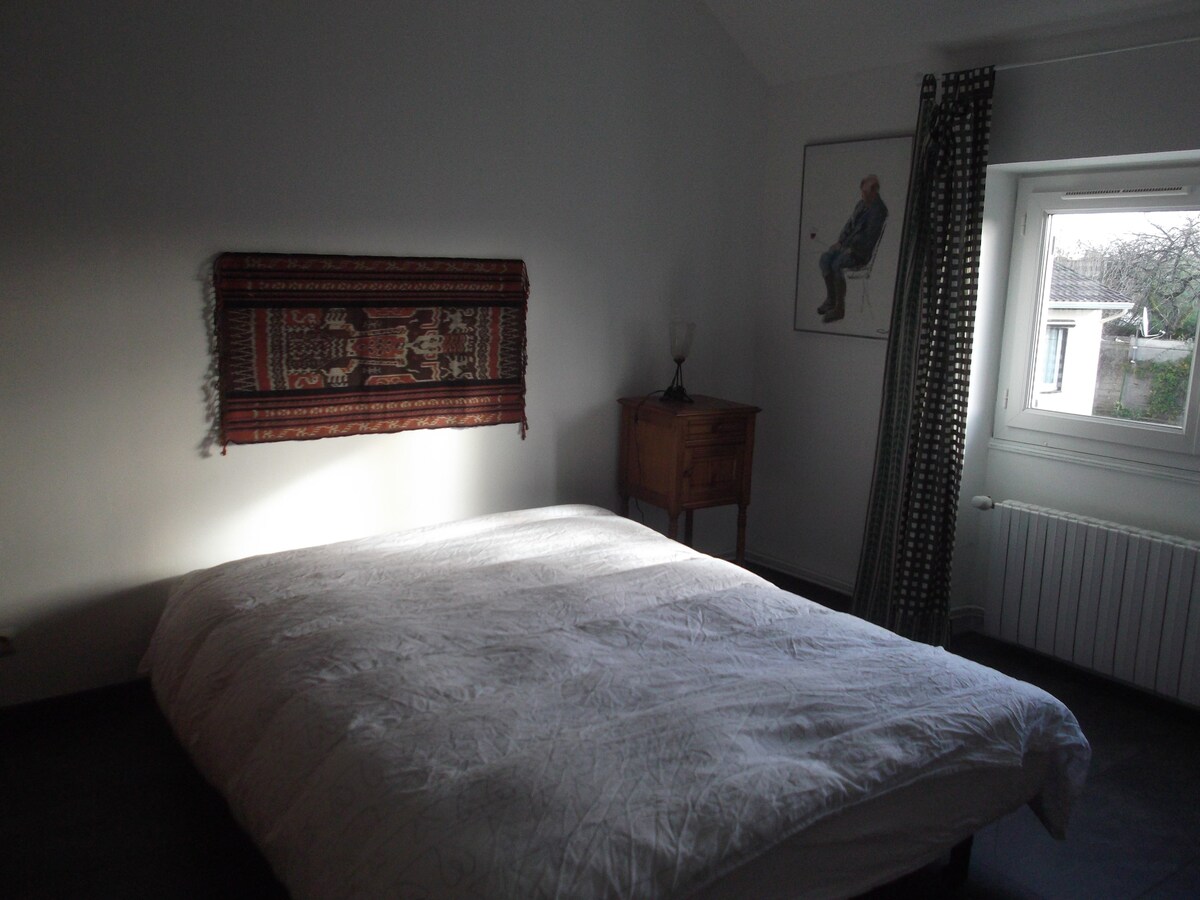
[701,0,1200,85]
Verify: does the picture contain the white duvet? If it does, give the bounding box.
[144,505,1090,899]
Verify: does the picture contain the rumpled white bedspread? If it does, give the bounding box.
[144,505,1090,899]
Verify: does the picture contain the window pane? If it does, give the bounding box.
[1029,210,1199,430]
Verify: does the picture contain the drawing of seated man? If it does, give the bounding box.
[817,174,888,323]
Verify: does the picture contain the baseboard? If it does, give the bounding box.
[743,550,854,595]
[949,605,985,635]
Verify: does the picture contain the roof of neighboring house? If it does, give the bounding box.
[1049,259,1135,310]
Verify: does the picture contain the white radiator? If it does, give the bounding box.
[979,498,1200,707]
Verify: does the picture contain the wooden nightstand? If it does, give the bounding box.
[617,395,760,564]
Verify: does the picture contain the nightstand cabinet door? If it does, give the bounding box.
[682,442,744,505]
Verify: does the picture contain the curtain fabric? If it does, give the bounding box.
[851,68,996,646]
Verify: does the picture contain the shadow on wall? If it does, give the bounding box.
[0,578,176,708]
[556,400,623,510]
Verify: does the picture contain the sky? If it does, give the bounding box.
[1050,209,1198,257]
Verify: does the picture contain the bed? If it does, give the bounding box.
[142,505,1090,899]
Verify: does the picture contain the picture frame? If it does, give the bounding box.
[793,135,913,339]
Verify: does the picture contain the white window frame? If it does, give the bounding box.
[994,163,1200,471]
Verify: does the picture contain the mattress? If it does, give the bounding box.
[142,505,1090,899]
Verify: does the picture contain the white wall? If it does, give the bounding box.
[751,39,1200,603]
[748,61,938,592]
[0,0,766,706]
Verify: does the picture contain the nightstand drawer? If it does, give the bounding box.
[685,415,751,444]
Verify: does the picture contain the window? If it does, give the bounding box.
[994,162,1200,469]
[1036,324,1068,393]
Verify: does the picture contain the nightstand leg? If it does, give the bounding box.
[684,510,694,546]
[736,505,748,565]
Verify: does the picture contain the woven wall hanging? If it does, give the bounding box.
[213,253,528,447]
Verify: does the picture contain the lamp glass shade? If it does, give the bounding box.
[669,320,695,363]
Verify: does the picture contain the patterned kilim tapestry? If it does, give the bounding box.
[215,253,528,446]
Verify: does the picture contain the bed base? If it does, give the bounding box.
[945,835,974,888]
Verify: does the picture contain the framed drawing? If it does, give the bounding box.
[793,135,913,339]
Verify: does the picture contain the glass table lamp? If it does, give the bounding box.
[662,320,695,403]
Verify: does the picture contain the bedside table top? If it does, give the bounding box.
[618,394,760,416]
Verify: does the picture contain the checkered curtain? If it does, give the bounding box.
[851,68,995,645]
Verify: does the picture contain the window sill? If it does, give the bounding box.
[987,437,1200,484]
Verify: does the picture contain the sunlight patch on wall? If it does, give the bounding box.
[966,167,1019,440]
[201,430,479,567]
